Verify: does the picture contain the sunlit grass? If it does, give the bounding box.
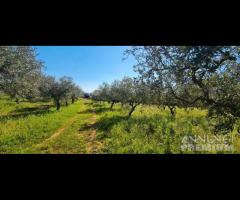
[1,96,239,154]
[94,102,240,154]
[0,96,84,153]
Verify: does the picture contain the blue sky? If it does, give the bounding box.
[35,46,137,93]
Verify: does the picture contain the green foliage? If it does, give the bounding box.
[125,46,240,133]
[0,46,44,101]
[92,76,154,117]
[39,75,84,110]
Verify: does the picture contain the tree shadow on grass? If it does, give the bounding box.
[78,115,128,133]
[92,102,105,107]
[0,105,54,121]
[84,101,94,106]
[14,105,53,112]
[78,108,95,114]
[79,122,98,131]
[78,106,121,115]
[94,113,167,133]
[94,107,113,114]
[95,115,129,132]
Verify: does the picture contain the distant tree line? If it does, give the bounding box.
[0,46,84,110]
[92,77,155,117]
[92,46,240,134]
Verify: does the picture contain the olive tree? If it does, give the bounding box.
[58,76,75,106]
[93,76,153,117]
[94,82,112,104]
[0,46,44,103]
[39,75,77,110]
[125,46,240,133]
[70,85,84,104]
[113,77,152,117]
[109,80,122,109]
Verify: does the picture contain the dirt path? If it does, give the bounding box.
[34,115,78,149]
[34,101,103,153]
[48,116,77,141]
[79,110,103,153]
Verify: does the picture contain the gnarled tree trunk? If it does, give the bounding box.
[15,98,20,104]
[56,99,61,110]
[168,105,176,117]
[110,101,115,110]
[128,103,139,118]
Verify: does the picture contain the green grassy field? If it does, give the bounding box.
[0,96,92,153]
[94,102,240,154]
[0,96,239,154]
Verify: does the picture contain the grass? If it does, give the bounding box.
[0,96,89,153]
[1,95,240,154]
[27,101,94,154]
[94,102,240,154]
